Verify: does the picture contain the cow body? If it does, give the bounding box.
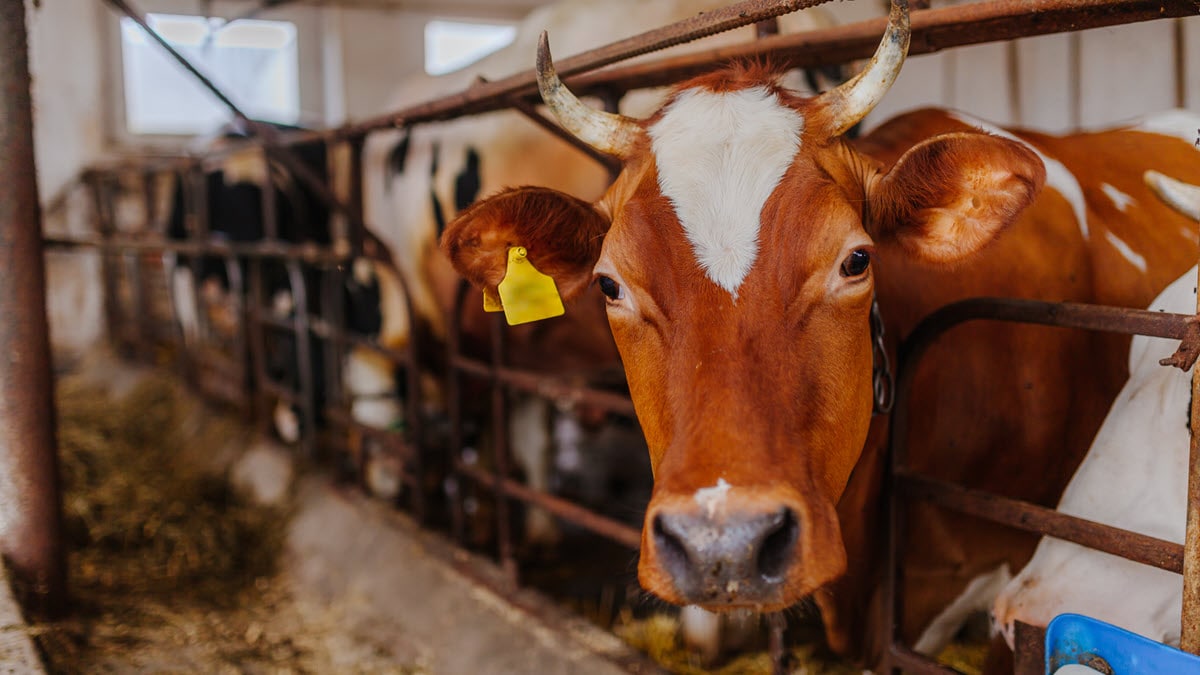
[164,124,389,444]
[438,0,1200,664]
[843,108,1200,656]
[991,175,1200,651]
[990,266,1193,649]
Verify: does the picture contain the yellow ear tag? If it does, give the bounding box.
[483,287,503,312]
[497,246,564,325]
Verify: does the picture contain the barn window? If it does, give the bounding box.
[120,13,300,135]
[424,20,517,76]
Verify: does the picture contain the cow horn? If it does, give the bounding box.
[818,0,910,136]
[536,31,642,159]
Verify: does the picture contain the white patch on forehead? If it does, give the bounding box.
[694,478,732,519]
[949,112,1090,240]
[1100,183,1135,212]
[1104,230,1148,273]
[650,86,803,297]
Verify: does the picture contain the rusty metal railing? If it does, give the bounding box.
[34,1,1200,674]
[884,299,1200,674]
[0,0,65,618]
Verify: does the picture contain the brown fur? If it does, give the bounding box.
[442,65,1200,669]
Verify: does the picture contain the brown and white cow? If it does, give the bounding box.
[440,0,1200,664]
[359,0,839,548]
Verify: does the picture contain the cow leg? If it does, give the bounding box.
[509,396,559,548]
[913,563,1012,656]
[679,606,760,665]
[273,399,301,444]
[170,264,201,346]
[343,347,405,500]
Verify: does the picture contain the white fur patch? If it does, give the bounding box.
[1100,183,1135,212]
[273,401,301,444]
[913,563,1011,656]
[650,87,803,297]
[992,269,1197,650]
[1103,230,1147,273]
[1134,109,1200,146]
[694,478,732,519]
[949,112,1090,240]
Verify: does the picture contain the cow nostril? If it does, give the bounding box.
[757,508,798,581]
[653,514,691,576]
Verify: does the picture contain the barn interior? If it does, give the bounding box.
[5,0,1200,673]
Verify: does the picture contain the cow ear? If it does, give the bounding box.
[865,132,1045,264]
[440,186,611,302]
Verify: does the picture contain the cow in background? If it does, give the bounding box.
[437,0,1200,664]
[164,121,389,445]
[991,172,1200,651]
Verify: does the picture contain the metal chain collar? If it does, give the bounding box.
[871,297,894,415]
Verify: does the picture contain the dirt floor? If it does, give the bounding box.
[32,355,419,674]
[22,352,642,674]
[13,352,988,674]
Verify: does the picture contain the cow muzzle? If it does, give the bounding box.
[641,487,806,608]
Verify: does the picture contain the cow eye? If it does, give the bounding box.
[597,275,624,301]
[840,249,871,278]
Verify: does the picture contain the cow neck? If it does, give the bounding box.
[870,295,893,416]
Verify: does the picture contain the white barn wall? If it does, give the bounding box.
[1013,33,1075,133]
[1184,15,1200,112]
[1078,21,1177,129]
[26,0,109,358]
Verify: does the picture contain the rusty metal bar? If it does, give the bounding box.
[96,0,1190,168]
[286,260,318,457]
[105,0,251,120]
[490,315,518,583]
[87,177,121,350]
[569,0,1200,97]
[888,296,1200,670]
[44,234,351,263]
[888,643,966,675]
[340,0,837,137]
[447,283,470,544]
[0,0,64,616]
[767,613,787,675]
[899,471,1184,573]
[247,257,273,434]
[455,462,642,550]
[452,357,637,417]
[508,97,623,175]
[1183,260,1200,652]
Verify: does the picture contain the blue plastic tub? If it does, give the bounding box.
[1045,613,1200,674]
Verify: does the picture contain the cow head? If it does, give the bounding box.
[442,0,1044,612]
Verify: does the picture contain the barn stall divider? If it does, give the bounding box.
[34,0,1200,673]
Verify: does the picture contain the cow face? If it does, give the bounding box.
[443,0,1043,612]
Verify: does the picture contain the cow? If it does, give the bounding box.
[437,0,1200,664]
[990,173,1200,652]
[360,0,841,542]
[163,122,390,445]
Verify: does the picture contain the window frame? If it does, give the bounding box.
[103,0,326,151]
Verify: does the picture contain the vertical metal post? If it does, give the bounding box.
[287,260,318,458]
[247,257,271,431]
[448,282,469,543]
[1180,264,1200,653]
[767,613,787,675]
[490,315,517,583]
[0,0,65,616]
[88,176,121,350]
